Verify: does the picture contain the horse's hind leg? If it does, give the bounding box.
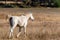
[9,22,17,38]
[9,27,13,38]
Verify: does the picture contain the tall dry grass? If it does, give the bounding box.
[0,8,60,40]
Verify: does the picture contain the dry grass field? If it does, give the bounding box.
[0,8,60,40]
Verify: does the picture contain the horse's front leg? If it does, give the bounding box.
[24,22,27,37]
[17,27,23,38]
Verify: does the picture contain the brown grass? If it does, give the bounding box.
[0,8,60,40]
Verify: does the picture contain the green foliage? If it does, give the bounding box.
[53,0,60,7]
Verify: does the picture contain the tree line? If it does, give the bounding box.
[0,0,60,8]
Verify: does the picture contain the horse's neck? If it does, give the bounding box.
[26,15,30,20]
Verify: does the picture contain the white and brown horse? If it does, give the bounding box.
[7,13,34,38]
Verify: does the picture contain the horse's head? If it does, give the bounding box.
[29,13,34,21]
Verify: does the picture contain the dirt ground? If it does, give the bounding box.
[0,8,60,40]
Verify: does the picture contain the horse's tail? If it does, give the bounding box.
[6,15,11,19]
[6,14,12,22]
[9,17,13,27]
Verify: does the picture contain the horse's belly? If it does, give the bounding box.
[18,21,24,26]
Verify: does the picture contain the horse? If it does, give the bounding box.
[8,13,34,38]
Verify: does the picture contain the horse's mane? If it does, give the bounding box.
[23,12,32,16]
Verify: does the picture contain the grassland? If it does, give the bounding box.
[0,8,60,40]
